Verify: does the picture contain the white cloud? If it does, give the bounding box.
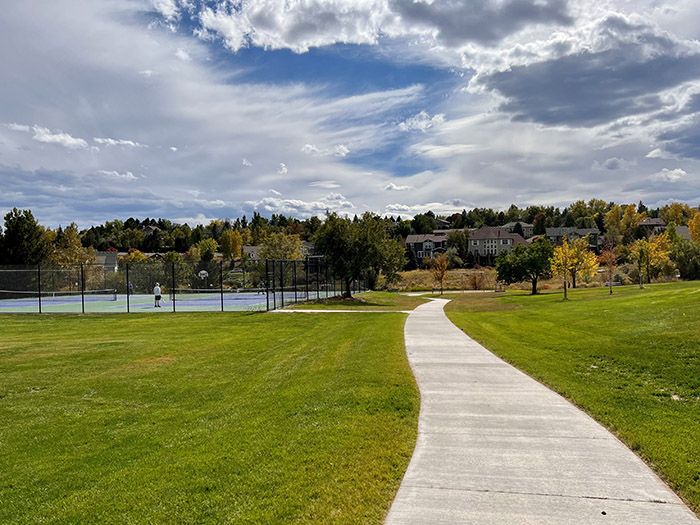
[242,157,252,166]
[152,0,180,22]
[399,110,446,132]
[31,126,88,149]
[94,137,146,147]
[650,168,687,182]
[175,48,192,62]
[5,122,30,132]
[309,180,341,189]
[384,199,469,218]
[169,146,178,152]
[411,143,478,158]
[139,69,154,77]
[277,163,288,174]
[646,148,675,159]
[245,192,355,218]
[194,198,228,208]
[194,0,571,54]
[301,144,350,157]
[384,182,412,191]
[97,170,138,181]
[269,189,281,196]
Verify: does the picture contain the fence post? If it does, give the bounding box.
[293,261,298,305]
[272,260,277,310]
[265,259,270,312]
[80,263,85,314]
[325,265,329,298]
[280,260,285,308]
[316,258,320,299]
[37,264,42,314]
[172,261,177,313]
[220,260,224,313]
[126,263,130,313]
[305,256,309,300]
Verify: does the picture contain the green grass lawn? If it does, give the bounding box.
[0,312,418,523]
[444,282,700,515]
[290,291,429,311]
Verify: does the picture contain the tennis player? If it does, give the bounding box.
[153,282,162,307]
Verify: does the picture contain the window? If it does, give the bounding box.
[502,239,509,245]
[472,240,478,246]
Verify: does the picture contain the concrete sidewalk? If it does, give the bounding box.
[386,299,699,524]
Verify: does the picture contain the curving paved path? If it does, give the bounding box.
[386,298,699,524]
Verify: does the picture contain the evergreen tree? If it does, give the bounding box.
[0,208,51,264]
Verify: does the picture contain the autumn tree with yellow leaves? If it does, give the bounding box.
[551,236,599,299]
[629,232,671,288]
[689,212,700,242]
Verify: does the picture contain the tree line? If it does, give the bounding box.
[1,199,700,292]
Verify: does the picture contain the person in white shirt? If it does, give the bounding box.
[153,283,162,308]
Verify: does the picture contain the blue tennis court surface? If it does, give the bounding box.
[0,290,332,313]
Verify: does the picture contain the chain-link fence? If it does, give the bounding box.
[264,257,367,309]
[0,256,366,314]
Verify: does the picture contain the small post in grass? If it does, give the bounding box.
[219,260,224,313]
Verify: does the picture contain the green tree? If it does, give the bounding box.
[162,251,183,262]
[259,232,304,260]
[512,222,525,238]
[495,238,554,295]
[411,214,435,234]
[446,230,467,255]
[0,208,51,264]
[672,240,700,280]
[197,238,218,261]
[49,223,97,264]
[313,212,405,298]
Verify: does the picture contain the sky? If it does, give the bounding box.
[1,0,700,228]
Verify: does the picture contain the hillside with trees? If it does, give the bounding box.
[1,199,700,288]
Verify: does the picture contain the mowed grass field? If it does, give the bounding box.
[0,312,418,523]
[444,281,700,514]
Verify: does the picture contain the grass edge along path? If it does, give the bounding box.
[0,312,419,524]
[444,282,700,517]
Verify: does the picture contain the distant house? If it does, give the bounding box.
[467,227,526,265]
[639,217,667,236]
[405,233,448,260]
[502,221,535,238]
[546,228,601,252]
[676,225,692,241]
[95,251,119,272]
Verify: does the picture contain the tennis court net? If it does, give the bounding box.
[0,289,118,301]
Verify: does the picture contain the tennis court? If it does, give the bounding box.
[0,258,361,314]
[0,289,283,313]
